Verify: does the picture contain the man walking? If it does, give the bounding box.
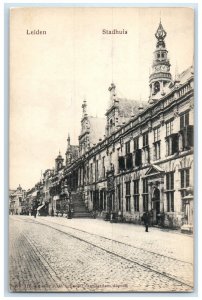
[143,211,150,232]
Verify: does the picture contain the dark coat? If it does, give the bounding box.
[143,212,150,225]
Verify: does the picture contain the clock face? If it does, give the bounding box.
[161,65,167,71]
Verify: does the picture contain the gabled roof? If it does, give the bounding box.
[117,98,146,118]
[178,66,193,85]
[69,145,79,160]
[88,116,106,145]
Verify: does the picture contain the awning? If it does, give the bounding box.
[37,204,45,211]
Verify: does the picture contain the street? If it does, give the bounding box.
[9,215,194,292]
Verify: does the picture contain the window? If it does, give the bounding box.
[166,193,174,212]
[154,82,160,94]
[125,141,130,154]
[125,182,131,212]
[142,178,149,211]
[143,132,149,147]
[102,157,106,178]
[100,190,103,210]
[135,149,142,167]
[154,127,160,142]
[154,127,160,160]
[143,148,150,164]
[134,137,141,167]
[95,160,99,181]
[153,142,161,160]
[166,120,173,136]
[179,125,194,150]
[180,169,190,188]
[86,165,89,183]
[142,132,150,164]
[117,184,121,210]
[166,134,178,156]
[166,172,174,190]
[118,156,125,171]
[90,163,93,183]
[166,172,174,212]
[134,137,139,151]
[180,112,189,129]
[126,153,133,169]
[134,180,139,212]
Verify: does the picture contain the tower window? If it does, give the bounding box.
[154,82,160,94]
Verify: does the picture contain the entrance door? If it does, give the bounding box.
[152,187,160,225]
[108,191,114,211]
[155,200,160,224]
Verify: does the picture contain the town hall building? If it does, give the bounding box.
[22,21,194,231]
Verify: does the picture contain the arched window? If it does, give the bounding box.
[154,81,160,94]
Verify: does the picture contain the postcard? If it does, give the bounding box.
[9,7,194,292]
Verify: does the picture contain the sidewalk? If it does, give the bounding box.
[33,215,193,263]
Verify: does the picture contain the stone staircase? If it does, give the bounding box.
[71,192,92,218]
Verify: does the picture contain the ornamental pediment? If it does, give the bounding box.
[145,165,164,176]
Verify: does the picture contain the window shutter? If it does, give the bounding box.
[135,149,142,167]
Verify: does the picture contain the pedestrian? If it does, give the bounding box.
[143,211,150,232]
[33,208,37,218]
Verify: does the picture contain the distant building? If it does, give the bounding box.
[9,185,26,215]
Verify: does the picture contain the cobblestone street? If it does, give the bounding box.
[9,215,194,292]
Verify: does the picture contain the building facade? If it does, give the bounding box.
[24,21,194,230]
[9,184,27,215]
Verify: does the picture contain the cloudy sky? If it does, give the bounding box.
[9,7,194,189]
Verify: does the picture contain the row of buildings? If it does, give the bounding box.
[9,21,194,231]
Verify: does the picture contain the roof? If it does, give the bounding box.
[117,98,145,119]
[88,116,106,145]
[69,145,79,160]
[178,66,193,85]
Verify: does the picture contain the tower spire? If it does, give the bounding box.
[149,21,172,102]
[108,82,116,107]
[82,99,87,118]
[67,133,70,146]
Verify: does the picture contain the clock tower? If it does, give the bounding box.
[149,21,172,101]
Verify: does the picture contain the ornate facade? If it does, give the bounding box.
[25,21,194,230]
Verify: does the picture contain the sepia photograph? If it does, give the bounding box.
[9,6,194,293]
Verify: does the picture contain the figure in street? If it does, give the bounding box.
[33,208,37,218]
[143,211,150,232]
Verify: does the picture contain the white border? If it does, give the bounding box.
[1,1,200,300]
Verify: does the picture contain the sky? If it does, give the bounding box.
[9,7,194,190]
